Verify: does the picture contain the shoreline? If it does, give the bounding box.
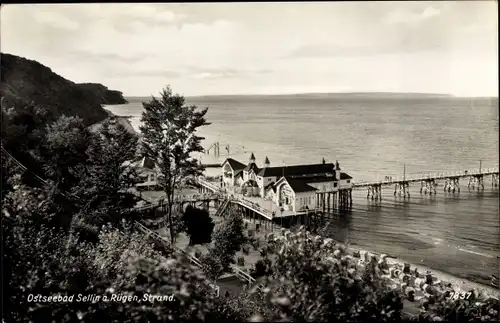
[341,243,500,299]
[103,108,139,137]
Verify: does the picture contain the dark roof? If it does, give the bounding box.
[296,175,337,183]
[340,172,352,180]
[264,182,276,192]
[258,163,335,178]
[244,162,260,173]
[285,177,318,193]
[223,158,246,171]
[234,169,243,177]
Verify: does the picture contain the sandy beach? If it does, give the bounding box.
[343,243,500,299]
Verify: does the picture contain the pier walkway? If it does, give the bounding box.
[353,168,499,188]
[132,166,499,219]
[352,167,499,199]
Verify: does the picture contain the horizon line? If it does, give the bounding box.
[124,91,499,99]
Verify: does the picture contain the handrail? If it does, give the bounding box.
[135,220,258,292]
[353,167,499,187]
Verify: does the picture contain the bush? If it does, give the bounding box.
[250,228,405,322]
[237,256,245,266]
[242,244,250,255]
[251,239,260,250]
[251,258,273,278]
[182,205,215,245]
[212,212,246,271]
[200,248,224,281]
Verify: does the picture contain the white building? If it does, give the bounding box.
[221,153,353,212]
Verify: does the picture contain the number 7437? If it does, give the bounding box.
[449,291,472,300]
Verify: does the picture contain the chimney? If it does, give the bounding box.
[249,152,256,163]
[264,156,270,168]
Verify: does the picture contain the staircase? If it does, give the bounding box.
[215,199,230,217]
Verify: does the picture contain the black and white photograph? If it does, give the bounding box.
[1,1,499,322]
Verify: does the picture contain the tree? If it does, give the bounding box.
[200,248,225,281]
[1,184,101,322]
[211,211,246,271]
[1,96,50,188]
[93,223,163,286]
[140,86,209,244]
[43,115,92,193]
[182,205,215,245]
[248,228,404,322]
[73,117,140,226]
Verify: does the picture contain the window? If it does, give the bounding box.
[308,196,311,204]
[150,174,155,182]
[347,180,351,183]
[334,182,338,187]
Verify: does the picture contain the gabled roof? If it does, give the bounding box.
[340,172,352,180]
[258,163,335,178]
[222,158,246,171]
[234,169,244,177]
[264,182,276,192]
[276,176,318,193]
[244,162,260,173]
[287,178,318,193]
[139,156,155,169]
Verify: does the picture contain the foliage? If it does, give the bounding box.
[212,211,246,271]
[1,95,48,154]
[93,223,163,286]
[422,295,499,322]
[139,85,209,243]
[237,256,245,266]
[43,115,92,193]
[1,96,49,187]
[181,205,215,245]
[109,255,240,322]
[248,228,404,322]
[2,184,100,322]
[73,117,140,226]
[200,248,225,281]
[250,257,273,278]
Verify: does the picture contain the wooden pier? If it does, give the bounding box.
[353,167,499,199]
[195,166,499,220]
[133,166,499,227]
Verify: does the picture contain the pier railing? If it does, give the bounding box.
[198,178,274,219]
[135,220,257,292]
[353,167,499,187]
[235,197,274,219]
[198,178,223,193]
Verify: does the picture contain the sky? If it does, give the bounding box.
[1,2,498,97]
